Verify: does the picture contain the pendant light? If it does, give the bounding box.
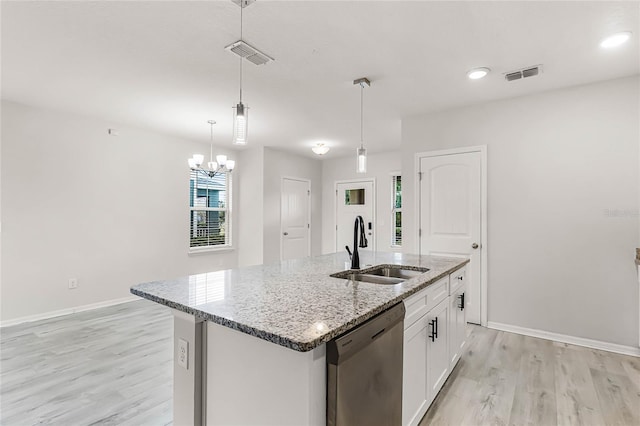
[188,120,235,177]
[354,77,370,174]
[233,1,249,145]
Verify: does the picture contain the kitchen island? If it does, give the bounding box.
[131,252,468,425]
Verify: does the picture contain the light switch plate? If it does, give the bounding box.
[178,338,189,369]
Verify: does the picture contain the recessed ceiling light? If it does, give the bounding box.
[600,31,632,49]
[467,67,490,80]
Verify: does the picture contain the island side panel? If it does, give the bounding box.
[206,322,326,426]
[173,310,205,426]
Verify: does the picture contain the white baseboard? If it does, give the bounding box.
[487,321,640,358]
[0,296,140,328]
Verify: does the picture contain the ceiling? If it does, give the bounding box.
[2,1,638,159]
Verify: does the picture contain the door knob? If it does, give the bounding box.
[471,243,479,249]
[283,232,289,236]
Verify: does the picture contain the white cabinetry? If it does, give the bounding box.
[426,298,449,405]
[402,315,429,426]
[402,265,468,426]
[449,283,467,367]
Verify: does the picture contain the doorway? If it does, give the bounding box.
[281,177,311,261]
[335,179,375,254]
[416,147,487,325]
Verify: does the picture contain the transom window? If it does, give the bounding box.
[190,171,231,250]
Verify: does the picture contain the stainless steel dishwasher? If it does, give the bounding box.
[326,302,405,426]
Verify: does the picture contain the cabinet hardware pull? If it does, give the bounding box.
[458,293,465,311]
[428,319,437,342]
[457,276,463,280]
[434,317,438,339]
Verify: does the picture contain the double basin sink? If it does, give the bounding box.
[330,265,429,285]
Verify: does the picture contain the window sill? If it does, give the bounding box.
[189,246,235,256]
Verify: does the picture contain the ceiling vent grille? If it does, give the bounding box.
[504,65,543,82]
[225,40,274,66]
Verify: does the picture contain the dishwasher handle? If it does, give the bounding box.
[327,303,405,364]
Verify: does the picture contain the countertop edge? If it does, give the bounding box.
[131,258,470,352]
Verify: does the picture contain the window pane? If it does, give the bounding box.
[190,210,227,247]
[345,189,365,205]
[394,211,402,246]
[395,176,402,209]
[191,172,227,208]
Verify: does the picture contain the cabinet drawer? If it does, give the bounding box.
[403,276,449,329]
[449,265,467,294]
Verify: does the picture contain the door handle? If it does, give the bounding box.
[471,243,479,249]
[283,232,289,236]
[458,293,465,311]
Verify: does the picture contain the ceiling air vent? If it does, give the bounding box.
[225,40,274,66]
[505,71,522,82]
[504,65,543,82]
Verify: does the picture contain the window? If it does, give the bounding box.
[392,175,402,247]
[190,171,231,250]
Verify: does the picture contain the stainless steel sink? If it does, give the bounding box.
[365,266,427,280]
[331,265,429,285]
[341,274,405,285]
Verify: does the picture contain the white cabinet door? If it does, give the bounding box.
[426,299,449,405]
[449,283,467,368]
[402,315,429,426]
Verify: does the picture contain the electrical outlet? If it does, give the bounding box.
[68,278,78,289]
[178,338,189,369]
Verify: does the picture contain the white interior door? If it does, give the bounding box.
[281,177,310,261]
[336,180,375,254]
[419,152,482,324]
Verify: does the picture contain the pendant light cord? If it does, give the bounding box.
[360,83,364,149]
[239,3,243,103]
[210,122,214,161]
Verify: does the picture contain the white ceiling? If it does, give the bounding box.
[2,1,638,159]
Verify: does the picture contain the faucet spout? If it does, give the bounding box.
[351,215,368,269]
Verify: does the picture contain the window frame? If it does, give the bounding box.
[391,174,402,248]
[189,171,233,253]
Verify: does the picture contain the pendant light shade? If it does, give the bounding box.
[233,102,248,145]
[357,146,367,173]
[354,77,370,174]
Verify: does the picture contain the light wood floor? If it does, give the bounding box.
[421,325,640,426]
[1,300,173,425]
[2,300,639,425]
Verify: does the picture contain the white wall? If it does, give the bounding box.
[262,147,322,264]
[1,101,239,322]
[321,151,402,255]
[402,76,640,347]
[236,146,264,267]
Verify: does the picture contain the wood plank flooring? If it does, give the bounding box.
[1,300,173,425]
[421,325,640,426]
[2,301,639,425]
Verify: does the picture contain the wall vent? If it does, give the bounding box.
[225,40,274,66]
[504,65,543,82]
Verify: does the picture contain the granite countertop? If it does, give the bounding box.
[131,252,468,352]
